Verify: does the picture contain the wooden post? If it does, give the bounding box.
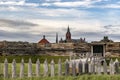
[114,59,119,74]
[78,60,82,74]
[65,59,69,76]
[28,58,32,77]
[36,59,40,77]
[85,60,89,73]
[12,59,16,78]
[93,57,96,74]
[44,59,48,77]
[97,61,101,75]
[89,60,93,74]
[58,59,62,76]
[20,59,24,78]
[72,61,76,76]
[91,46,93,56]
[50,60,55,77]
[109,59,114,75]
[103,60,107,74]
[4,58,8,78]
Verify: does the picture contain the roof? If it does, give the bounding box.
[38,35,50,44]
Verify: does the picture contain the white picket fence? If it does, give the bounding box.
[2,58,120,78]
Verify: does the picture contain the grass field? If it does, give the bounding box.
[0,63,66,77]
[0,55,119,80]
[0,63,120,80]
[0,75,120,80]
[0,55,69,63]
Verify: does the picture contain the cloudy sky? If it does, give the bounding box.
[0,0,120,43]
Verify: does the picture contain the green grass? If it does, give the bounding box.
[0,63,120,80]
[1,75,120,80]
[0,63,66,77]
[0,55,69,63]
[0,56,120,80]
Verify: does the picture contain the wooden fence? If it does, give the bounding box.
[2,58,120,78]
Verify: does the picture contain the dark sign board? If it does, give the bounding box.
[93,45,103,56]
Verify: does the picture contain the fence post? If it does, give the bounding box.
[44,59,48,77]
[85,60,89,73]
[4,58,8,78]
[72,61,76,76]
[20,59,24,78]
[114,58,119,74]
[12,59,16,78]
[109,59,114,75]
[65,59,69,76]
[28,58,32,77]
[97,61,101,75]
[89,60,93,74]
[50,60,55,77]
[58,59,62,76]
[78,60,82,74]
[36,59,40,77]
[103,60,107,74]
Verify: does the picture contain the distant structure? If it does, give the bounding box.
[60,25,86,43]
[0,41,37,55]
[0,26,120,57]
[100,36,113,42]
[56,33,58,43]
[66,26,71,42]
[38,35,50,45]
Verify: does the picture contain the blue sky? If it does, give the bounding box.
[0,0,120,43]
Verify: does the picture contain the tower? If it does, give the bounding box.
[66,25,71,42]
[56,33,58,43]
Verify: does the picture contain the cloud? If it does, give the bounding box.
[41,0,103,8]
[0,19,38,33]
[41,0,120,9]
[45,0,61,2]
[0,0,120,42]
[0,0,39,7]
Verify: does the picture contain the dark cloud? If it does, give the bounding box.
[0,30,39,42]
[0,19,38,29]
[0,19,120,43]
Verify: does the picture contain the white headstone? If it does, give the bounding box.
[44,59,48,77]
[20,59,24,78]
[58,59,62,76]
[36,59,40,77]
[28,58,32,77]
[51,60,55,77]
[103,60,107,74]
[12,59,16,78]
[4,58,8,78]
[109,59,114,75]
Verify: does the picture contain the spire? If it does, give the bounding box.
[43,35,45,39]
[56,33,58,43]
[66,25,71,41]
[67,25,70,32]
[60,37,63,41]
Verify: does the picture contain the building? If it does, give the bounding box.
[38,35,51,48]
[38,35,50,44]
[59,26,86,43]
[0,26,120,57]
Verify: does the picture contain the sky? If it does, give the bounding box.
[0,0,120,43]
